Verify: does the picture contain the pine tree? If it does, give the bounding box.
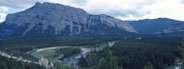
[179,38,184,68]
[86,53,98,67]
[180,39,184,58]
[143,61,154,69]
[98,58,107,69]
[78,56,87,67]
[98,42,120,69]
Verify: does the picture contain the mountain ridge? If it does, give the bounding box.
[0,2,136,39]
[128,18,184,34]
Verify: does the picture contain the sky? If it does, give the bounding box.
[0,0,184,22]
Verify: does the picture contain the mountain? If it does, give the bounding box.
[128,18,184,34]
[0,2,136,39]
[164,23,184,33]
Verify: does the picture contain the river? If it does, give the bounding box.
[28,41,116,66]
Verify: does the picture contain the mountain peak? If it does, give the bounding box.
[34,2,63,6]
[0,2,136,38]
[32,2,86,13]
[35,2,42,6]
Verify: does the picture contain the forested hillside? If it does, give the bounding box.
[0,55,44,69]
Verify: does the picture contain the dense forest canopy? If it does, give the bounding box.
[0,36,183,69]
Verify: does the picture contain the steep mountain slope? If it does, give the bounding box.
[128,18,184,34]
[164,23,184,33]
[0,2,136,38]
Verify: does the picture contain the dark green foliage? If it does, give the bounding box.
[179,37,184,68]
[52,62,75,69]
[143,62,154,69]
[86,53,98,67]
[97,46,119,69]
[0,36,182,69]
[0,55,44,69]
[78,53,98,67]
[111,37,181,69]
[57,48,81,60]
[98,58,106,69]
[0,47,38,61]
[179,38,184,58]
[0,36,112,47]
[78,56,88,66]
[79,43,121,69]
[78,36,181,69]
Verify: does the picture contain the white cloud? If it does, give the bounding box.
[133,0,184,20]
[0,6,9,12]
[0,13,7,18]
[0,0,184,21]
[80,0,157,20]
[0,19,4,22]
[0,13,7,23]
[111,0,184,21]
[0,6,8,23]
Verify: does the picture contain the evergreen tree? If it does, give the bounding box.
[53,61,75,69]
[98,42,120,69]
[98,58,107,69]
[179,38,184,68]
[180,39,184,58]
[143,62,154,69]
[86,53,98,67]
[78,56,87,67]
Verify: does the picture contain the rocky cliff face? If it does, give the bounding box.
[0,2,136,38]
[163,23,184,33]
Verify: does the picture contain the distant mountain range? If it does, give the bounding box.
[128,18,184,34]
[0,2,136,38]
[0,2,184,39]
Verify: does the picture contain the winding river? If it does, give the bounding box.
[28,41,116,66]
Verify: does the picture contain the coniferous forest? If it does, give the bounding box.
[0,36,183,69]
[0,55,44,69]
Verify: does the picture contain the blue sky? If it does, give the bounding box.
[0,7,21,22]
[0,0,184,22]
